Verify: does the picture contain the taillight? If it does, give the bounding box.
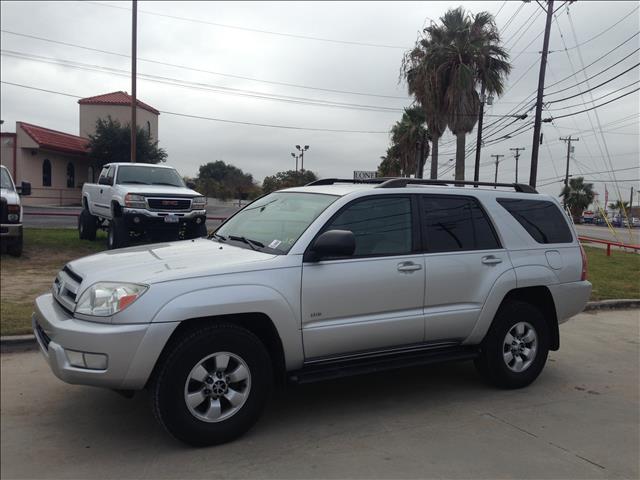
[579,244,588,281]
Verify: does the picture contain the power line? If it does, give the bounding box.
[82,1,408,50]
[544,80,640,111]
[544,88,640,121]
[0,80,392,134]
[0,29,409,100]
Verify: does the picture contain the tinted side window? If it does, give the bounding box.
[97,167,109,185]
[421,196,500,253]
[326,197,412,257]
[498,198,573,244]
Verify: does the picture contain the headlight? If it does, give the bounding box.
[192,196,207,208]
[125,193,146,209]
[7,205,20,222]
[75,282,148,317]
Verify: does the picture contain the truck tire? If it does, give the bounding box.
[78,209,97,241]
[186,222,208,239]
[107,217,128,249]
[474,300,549,389]
[6,230,23,257]
[151,323,273,446]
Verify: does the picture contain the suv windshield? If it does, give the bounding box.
[116,165,185,187]
[1,168,15,191]
[215,192,338,253]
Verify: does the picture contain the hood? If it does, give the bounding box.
[67,239,277,287]
[0,188,20,205]
[123,185,202,197]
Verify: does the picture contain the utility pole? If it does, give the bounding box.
[492,154,504,187]
[630,186,634,210]
[529,0,554,187]
[130,0,137,163]
[560,136,579,188]
[474,81,486,183]
[295,145,309,171]
[510,147,525,183]
[290,152,299,172]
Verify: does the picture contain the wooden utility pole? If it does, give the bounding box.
[130,0,138,163]
[474,81,486,183]
[560,136,579,187]
[510,147,525,183]
[529,0,554,187]
[492,154,504,187]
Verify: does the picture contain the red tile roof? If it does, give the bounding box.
[19,122,89,155]
[78,91,160,115]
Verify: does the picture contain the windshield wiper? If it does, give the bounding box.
[228,235,265,250]
[211,232,227,242]
[152,182,182,187]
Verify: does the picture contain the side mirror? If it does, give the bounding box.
[18,181,31,196]
[186,181,196,190]
[306,229,355,261]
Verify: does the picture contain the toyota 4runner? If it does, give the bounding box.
[33,178,591,446]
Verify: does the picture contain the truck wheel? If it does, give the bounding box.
[186,222,208,239]
[6,230,23,257]
[474,300,549,389]
[107,217,128,249]
[78,209,97,241]
[151,323,272,446]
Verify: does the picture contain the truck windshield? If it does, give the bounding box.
[1,168,15,191]
[215,192,338,254]
[116,165,185,187]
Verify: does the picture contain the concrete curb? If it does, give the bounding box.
[2,300,638,346]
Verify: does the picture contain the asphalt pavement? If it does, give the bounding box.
[575,224,639,245]
[1,309,638,479]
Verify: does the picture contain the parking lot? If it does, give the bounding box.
[1,309,638,479]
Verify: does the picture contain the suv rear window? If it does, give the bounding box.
[498,198,573,244]
[420,196,500,253]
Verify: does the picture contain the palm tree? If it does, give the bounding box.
[389,107,430,176]
[560,177,595,220]
[403,7,510,181]
[608,200,630,215]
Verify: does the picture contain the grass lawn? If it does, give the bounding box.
[1,230,639,336]
[1,228,107,336]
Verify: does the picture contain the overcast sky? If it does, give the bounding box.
[1,1,638,201]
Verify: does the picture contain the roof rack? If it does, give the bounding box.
[306,177,538,193]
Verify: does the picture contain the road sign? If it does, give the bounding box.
[353,170,377,180]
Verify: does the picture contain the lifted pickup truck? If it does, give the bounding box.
[80,163,207,249]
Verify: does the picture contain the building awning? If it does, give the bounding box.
[19,122,89,155]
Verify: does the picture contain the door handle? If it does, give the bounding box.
[100,189,103,194]
[397,261,422,272]
[482,255,502,265]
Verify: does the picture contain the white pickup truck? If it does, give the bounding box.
[80,163,207,249]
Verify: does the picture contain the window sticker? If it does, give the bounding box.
[268,239,282,249]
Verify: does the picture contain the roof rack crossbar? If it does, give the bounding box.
[305,178,387,186]
[375,178,538,193]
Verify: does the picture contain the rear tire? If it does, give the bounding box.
[78,209,97,241]
[107,217,128,249]
[151,323,272,446]
[474,300,550,389]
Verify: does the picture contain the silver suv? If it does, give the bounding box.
[33,178,591,446]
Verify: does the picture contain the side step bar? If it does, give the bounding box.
[289,345,479,384]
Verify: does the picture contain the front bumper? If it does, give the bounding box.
[32,293,178,390]
[121,208,206,231]
[0,223,22,238]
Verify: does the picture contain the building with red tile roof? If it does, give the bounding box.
[0,92,159,205]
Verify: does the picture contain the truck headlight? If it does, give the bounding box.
[192,196,207,208]
[75,282,148,317]
[125,193,146,209]
[7,204,20,222]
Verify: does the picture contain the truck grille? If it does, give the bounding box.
[0,198,7,223]
[147,198,192,211]
[53,265,83,312]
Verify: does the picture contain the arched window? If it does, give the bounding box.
[88,165,95,183]
[66,162,75,188]
[146,121,151,137]
[42,159,51,187]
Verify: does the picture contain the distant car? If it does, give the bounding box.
[0,165,31,256]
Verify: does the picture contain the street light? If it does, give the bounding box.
[290,152,300,172]
[295,145,310,171]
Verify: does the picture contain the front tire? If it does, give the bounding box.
[78,209,97,241]
[474,300,550,389]
[6,231,23,257]
[185,222,208,239]
[151,323,272,446]
[107,217,128,249]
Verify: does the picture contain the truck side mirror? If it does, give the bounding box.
[18,181,31,196]
[186,181,196,189]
